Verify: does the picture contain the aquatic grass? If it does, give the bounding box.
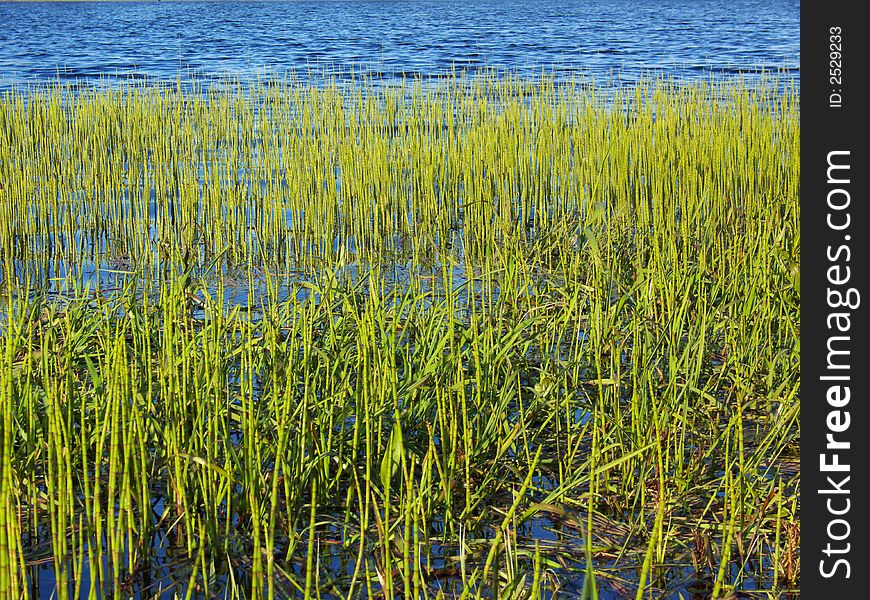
[0,72,798,598]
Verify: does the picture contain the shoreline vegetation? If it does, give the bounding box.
[0,74,799,598]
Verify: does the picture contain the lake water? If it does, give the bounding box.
[0,0,799,88]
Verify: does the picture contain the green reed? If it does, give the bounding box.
[0,72,799,599]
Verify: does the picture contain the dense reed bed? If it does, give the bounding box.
[0,74,799,599]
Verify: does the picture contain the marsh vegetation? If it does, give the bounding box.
[0,74,799,599]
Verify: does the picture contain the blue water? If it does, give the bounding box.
[0,0,799,88]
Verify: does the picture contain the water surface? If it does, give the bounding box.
[0,0,799,88]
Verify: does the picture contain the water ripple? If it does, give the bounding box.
[0,0,799,88]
